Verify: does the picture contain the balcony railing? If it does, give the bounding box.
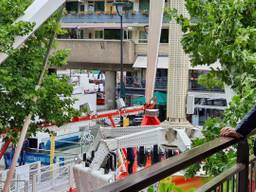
[62,12,149,24]
[189,80,225,93]
[56,39,135,65]
[96,132,256,192]
[62,12,170,24]
[126,76,167,89]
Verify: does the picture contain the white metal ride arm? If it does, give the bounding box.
[90,127,165,170]
[0,0,65,64]
[86,125,159,157]
[89,126,192,170]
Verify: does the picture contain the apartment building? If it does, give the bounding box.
[58,0,227,126]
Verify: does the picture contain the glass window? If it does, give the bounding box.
[95,1,105,12]
[78,30,84,39]
[128,30,132,39]
[189,70,224,92]
[139,0,149,11]
[80,4,85,12]
[123,2,134,11]
[160,29,169,43]
[88,1,95,11]
[123,30,132,39]
[104,29,121,40]
[139,31,147,43]
[95,31,103,39]
[66,2,79,13]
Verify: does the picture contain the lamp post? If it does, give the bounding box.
[113,1,134,175]
[113,1,132,99]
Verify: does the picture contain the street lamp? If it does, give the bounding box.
[113,1,134,175]
[113,1,132,99]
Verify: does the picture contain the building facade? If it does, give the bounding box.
[58,0,227,126]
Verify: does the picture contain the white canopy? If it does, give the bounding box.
[133,56,222,71]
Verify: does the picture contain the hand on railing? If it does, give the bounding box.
[220,127,243,139]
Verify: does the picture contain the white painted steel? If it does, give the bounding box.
[100,125,160,138]
[88,127,193,171]
[145,0,165,103]
[73,165,114,192]
[0,0,65,64]
[133,56,221,70]
[90,128,167,170]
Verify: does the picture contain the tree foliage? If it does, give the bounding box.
[166,0,256,91]
[0,1,79,142]
[165,0,256,177]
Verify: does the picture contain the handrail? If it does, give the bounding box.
[197,163,245,192]
[95,137,238,192]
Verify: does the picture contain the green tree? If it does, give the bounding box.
[165,0,256,177]
[165,0,256,92]
[0,1,79,143]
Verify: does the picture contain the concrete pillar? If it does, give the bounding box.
[105,71,116,109]
[166,0,193,129]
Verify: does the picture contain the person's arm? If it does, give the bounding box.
[236,105,256,137]
[220,105,256,138]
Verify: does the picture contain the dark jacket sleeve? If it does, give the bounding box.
[236,105,256,137]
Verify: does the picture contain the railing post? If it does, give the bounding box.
[24,181,29,192]
[237,139,249,192]
[32,174,37,192]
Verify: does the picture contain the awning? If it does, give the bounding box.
[132,91,167,105]
[133,56,169,69]
[133,56,221,70]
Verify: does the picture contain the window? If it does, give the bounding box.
[139,31,147,43]
[66,2,79,13]
[123,2,134,11]
[139,0,149,11]
[104,29,121,40]
[95,1,105,12]
[128,30,132,39]
[88,1,95,11]
[80,4,85,12]
[160,29,169,43]
[78,30,84,39]
[124,30,132,39]
[95,31,103,39]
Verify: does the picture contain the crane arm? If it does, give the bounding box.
[0,0,65,65]
[145,0,165,103]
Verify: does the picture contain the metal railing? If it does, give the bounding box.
[0,159,75,192]
[126,76,167,89]
[29,160,75,192]
[0,180,29,192]
[95,136,255,192]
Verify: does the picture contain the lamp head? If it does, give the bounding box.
[113,1,133,16]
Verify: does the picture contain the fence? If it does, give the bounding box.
[0,159,75,192]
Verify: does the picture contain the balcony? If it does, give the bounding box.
[62,12,148,24]
[125,76,224,94]
[56,39,135,65]
[62,12,169,24]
